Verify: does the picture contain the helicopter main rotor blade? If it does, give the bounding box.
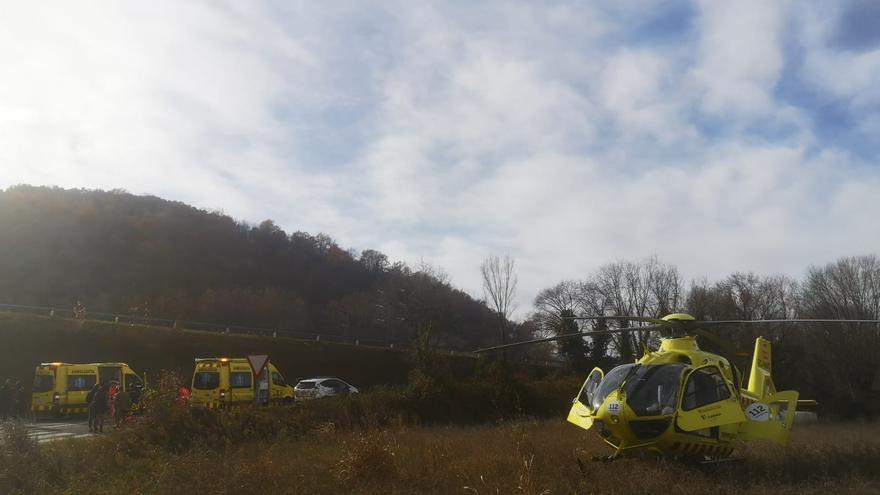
[692,318,880,327]
[565,315,668,325]
[473,324,666,354]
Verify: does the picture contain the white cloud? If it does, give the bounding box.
[600,51,691,143]
[1,1,878,318]
[797,4,880,108]
[690,0,787,116]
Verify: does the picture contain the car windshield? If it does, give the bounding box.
[296,381,316,389]
[622,364,687,416]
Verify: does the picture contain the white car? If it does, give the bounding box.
[294,377,359,400]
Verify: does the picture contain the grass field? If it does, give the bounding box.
[4,311,878,494]
[3,416,878,494]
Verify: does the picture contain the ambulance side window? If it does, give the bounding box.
[230,372,252,389]
[68,375,97,391]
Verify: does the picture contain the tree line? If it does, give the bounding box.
[3,186,878,414]
[0,186,497,349]
[528,255,880,416]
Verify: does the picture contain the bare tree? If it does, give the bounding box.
[590,256,683,361]
[533,280,585,328]
[414,258,450,285]
[533,280,590,369]
[359,249,389,272]
[687,272,799,321]
[685,272,800,373]
[800,255,880,408]
[481,254,518,347]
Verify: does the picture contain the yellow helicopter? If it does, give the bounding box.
[476,313,880,460]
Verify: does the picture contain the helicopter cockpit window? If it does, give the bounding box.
[682,366,731,411]
[591,364,635,411]
[577,369,603,408]
[622,364,687,417]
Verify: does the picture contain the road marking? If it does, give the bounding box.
[28,432,75,443]
[14,420,98,444]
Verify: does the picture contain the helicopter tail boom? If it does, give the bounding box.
[741,338,800,446]
[747,337,776,399]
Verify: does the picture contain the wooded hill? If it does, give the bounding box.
[0,186,497,350]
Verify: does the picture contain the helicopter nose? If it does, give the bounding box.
[594,392,629,440]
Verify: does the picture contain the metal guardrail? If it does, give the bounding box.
[0,302,566,367]
[0,302,431,349]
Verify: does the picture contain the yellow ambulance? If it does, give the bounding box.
[31,362,146,417]
[189,358,295,409]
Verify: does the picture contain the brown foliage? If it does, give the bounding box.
[4,418,879,494]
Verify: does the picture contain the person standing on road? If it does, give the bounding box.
[15,382,27,418]
[86,383,100,432]
[108,381,119,420]
[92,383,108,433]
[9,381,22,418]
[0,379,11,420]
[113,390,130,426]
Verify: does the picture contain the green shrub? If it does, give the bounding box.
[0,421,39,493]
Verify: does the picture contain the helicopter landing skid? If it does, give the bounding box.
[697,456,745,466]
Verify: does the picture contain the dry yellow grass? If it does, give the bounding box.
[6,419,878,494]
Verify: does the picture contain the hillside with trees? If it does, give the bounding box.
[0,186,497,349]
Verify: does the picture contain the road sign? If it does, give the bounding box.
[248,354,271,406]
[247,354,269,377]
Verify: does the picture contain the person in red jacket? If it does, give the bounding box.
[107,381,119,420]
[177,386,191,408]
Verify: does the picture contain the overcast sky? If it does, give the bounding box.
[2,1,879,316]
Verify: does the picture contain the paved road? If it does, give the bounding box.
[25,420,110,443]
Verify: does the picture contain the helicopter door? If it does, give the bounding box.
[676,365,746,432]
[567,367,603,431]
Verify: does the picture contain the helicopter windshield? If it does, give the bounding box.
[590,364,636,411]
[622,364,687,416]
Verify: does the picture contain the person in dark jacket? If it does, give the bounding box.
[0,379,11,420]
[15,382,27,418]
[92,383,109,433]
[113,390,131,426]
[9,381,25,418]
[86,383,101,432]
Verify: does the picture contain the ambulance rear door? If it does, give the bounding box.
[228,363,254,404]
